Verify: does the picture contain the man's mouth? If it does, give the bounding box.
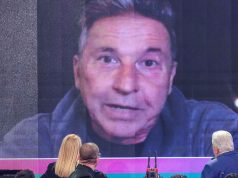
[106,104,141,110]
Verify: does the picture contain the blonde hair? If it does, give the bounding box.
[55,134,82,177]
[212,130,234,154]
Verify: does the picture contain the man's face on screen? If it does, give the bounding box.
[74,14,176,144]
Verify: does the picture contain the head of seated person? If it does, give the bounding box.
[80,142,101,167]
[170,174,187,178]
[15,169,35,178]
[212,130,234,157]
[225,173,238,178]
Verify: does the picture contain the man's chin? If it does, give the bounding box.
[102,130,148,145]
[92,121,149,144]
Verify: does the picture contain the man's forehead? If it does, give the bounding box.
[83,14,171,55]
[87,13,170,39]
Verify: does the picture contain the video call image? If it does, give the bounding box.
[0,0,238,158]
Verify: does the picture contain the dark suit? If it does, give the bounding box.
[69,164,107,178]
[201,151,238,178]
[40,162,60,178]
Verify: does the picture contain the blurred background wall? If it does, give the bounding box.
[0,0,37,139]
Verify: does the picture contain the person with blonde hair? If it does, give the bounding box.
[201,130,238,178]
[41,134,82,178]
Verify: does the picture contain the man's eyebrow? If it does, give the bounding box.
[146,47,162,53]
[97,47,115,52]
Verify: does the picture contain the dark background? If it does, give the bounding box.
[38,0,238,113]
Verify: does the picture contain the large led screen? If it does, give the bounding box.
[0,0,238,158]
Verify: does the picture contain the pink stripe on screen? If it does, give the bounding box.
[0,157,210,174]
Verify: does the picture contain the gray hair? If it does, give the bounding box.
[212,130,234,153]
[78,0,176,59]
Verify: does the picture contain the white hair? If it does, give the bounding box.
[212,130,234,153]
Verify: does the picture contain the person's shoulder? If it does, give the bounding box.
[94,170,108,178]
[41,162,59,178]
[47,162,56,169]
[0,113,52,158]
[219,151,238,160]
[11,113,52,127]
[206,157,218,166]
[69,164,95,178]
[186,98,235,113]
[174,87,238,119]
[201,161,218,178]
[3,113,52,137]
[172,86,236,112]
[169,86,238,120]
[206,152,238,168]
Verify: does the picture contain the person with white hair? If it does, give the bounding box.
[201,130,238,178]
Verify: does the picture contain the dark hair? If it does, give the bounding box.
[80,142,100,164]
[78,0,176,59]
[170,174,187,178]
[15,170,35,178]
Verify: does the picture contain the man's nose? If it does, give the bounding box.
[112,64,139,95]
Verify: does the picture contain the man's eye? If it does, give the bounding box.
[143,59,159,67]
[97,56,118,64]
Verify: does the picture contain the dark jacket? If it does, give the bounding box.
[201,151,238,178]
[40,162,60,178]
[69,164,107,178]
[0,86,238,157]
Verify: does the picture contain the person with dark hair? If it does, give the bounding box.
[15,169,35,178]
[170,174,187,178]
[201,130,238,178]
[0,0,238,158]
[69,143,107,178]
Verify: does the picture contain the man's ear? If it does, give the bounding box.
[213,146,220,157]
[168,61,177,94]
[73,55,81,90]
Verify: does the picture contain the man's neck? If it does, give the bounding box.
[81,163,96,171]
[218,150,233,156]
